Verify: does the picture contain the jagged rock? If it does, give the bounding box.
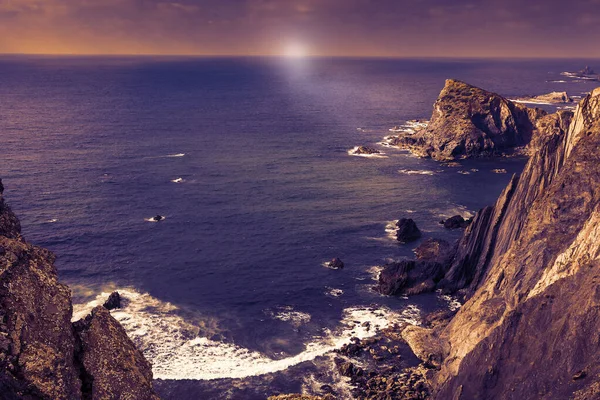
[352,146,381,155]
[441,215,471,229]
[102,292,121,310]
[396,218,422,243]
[74,306,159,400]
[325,257,344,269]
[0,182,159,399]
[390,79,546,160]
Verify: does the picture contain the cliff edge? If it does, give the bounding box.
[399,87,600,399]
[0,182,159,399]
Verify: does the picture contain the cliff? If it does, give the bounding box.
[399,87,600,399]
[390,79,546,161]
[0,182,159,399]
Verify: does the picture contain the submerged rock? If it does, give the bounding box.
[325,257,345,270]
[396,218,422,243]
[152,215,164,222]
[390,79,545,160]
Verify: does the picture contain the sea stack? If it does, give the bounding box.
[390,79,546,160]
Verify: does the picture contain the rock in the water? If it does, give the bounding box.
[102,292,121,310]
[325,257,345,269]
[396,218,422,243]
[442,215,471,229]
[352,146,380,155]
[389,79,545,160]
[516,91,573,104]
[579,65,596,75]
[153,215,164,222]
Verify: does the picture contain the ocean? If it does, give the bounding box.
[1,56,598,398]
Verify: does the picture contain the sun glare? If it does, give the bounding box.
[284,43,308,58]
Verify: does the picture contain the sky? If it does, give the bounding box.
[0,0,599,57]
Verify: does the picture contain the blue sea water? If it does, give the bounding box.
[1,56,599,398]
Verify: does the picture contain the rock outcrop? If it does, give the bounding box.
[0,180,159,399]
[400,87,600,399]
[395,218,422,243]
[515,91,574,104]
[390,79,546,160]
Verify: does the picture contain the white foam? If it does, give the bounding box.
[492,168,507,174]
[457,170,471,175]
[347,147,388,159]
[166,153,186,158]
[171,178,184,183]
[72,289,419,381]
[325,287,344,297]
[437,290,462,312]
[264,306,312,327]
[398,169,435,176]
[145,216,166,222]
[385,220,399,240]
[46,218,58,223]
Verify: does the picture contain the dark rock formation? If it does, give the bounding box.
[153,215,164,222]
[325,257,344,269]
[396,87,600,399]
[440,215,471,229]
[102,292,121,310]
[390,79,546,160]
[396,218,422,243]
[0,182,159,399]
[351,146,381,155]
[376,260,446,296]
[579,66,596,75]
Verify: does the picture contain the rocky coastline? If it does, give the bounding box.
[0,182,159,399]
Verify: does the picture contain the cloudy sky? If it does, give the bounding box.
[0,0,599,57]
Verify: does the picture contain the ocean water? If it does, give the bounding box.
[1,56,599,398]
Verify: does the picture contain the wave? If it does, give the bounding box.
[264,306,311,327]
[73,289,420,381]
[325,287,344,297]
[145,216,166,222]
[166,153,186,158]
[398,169,435,176]
[171,178,184,183]
[347,147,388,159]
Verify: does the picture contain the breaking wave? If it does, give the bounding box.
[73,289,420,381]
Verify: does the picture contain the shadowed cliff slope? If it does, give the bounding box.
[0,182,159,399]
[391,79,546,160]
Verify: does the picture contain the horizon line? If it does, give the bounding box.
[1,52,600,61]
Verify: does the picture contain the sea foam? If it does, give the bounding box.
[73,289,419,381]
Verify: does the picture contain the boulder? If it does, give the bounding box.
[102,292,121,310]
[396,218,422,243]
[441,215,471,229]
[414,238,455,265]
[376,260,445,296]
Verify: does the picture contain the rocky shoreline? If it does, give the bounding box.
[276,82,600,399]
[0,182,159,399]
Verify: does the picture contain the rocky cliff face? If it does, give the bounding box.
[404,87,600,399]
[0,182,159,399]
[390,79,546,161]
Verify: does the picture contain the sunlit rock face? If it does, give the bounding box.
[425,87,600,399]
[0,180,159,399]
[390,79,546,161]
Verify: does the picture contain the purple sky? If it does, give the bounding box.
[1,0,599,57]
